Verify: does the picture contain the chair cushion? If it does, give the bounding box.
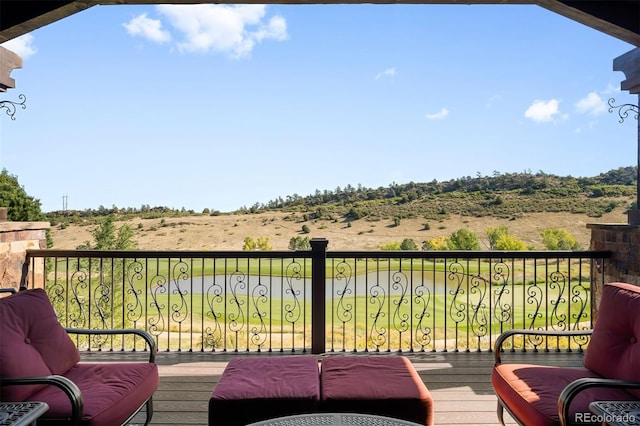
[31,362,159,426]
[584,282,640,397]
[492,364,635,426]
[0,289,80,401]
[320,356,433,426]
[209,356,320,426]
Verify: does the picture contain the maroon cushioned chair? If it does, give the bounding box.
[491,282,640,426]
[0,288,159,426]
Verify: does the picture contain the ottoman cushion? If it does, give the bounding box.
[209,356,320,426]
[320,355,433,426]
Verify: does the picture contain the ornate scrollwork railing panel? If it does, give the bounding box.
[468,270,489,349]
[491,259,512,336]
[148,271,168,344]
[90,260,112,348]
[250,276,269,350]
[413,272,432,350]
[281,260,305,351]
[367,260,387,351]
[447,260,467,351]
[28,249,606,352]
[569,274,591,349]
[68,268,89,329]
[390,269,410,350]
[548,269,568,332]
[227,269,247,351]
[333,259,353,350]
[125,260,145,328]
[204,274,224,350]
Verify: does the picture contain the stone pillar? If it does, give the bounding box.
[592,49,640,321]
[0,210,50,290]
[588,223,640,320]
[613,48,640,224]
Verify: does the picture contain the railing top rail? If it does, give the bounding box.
[327,250,612,259]
[27,248,611,260]
[26,249,314,259]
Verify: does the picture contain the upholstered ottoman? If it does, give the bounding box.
[208,356,320,426]
[320,356,434,426]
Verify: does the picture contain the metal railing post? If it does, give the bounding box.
[310,238,328,354]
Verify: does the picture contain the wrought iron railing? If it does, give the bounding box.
[22,239,610,353]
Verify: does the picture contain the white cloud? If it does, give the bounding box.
[123,13,171,43]
[575,92,606,116]
[375,67,396,80]
[425,108,449,120]
[524,99,560,123]
[154,4,288,58]
[1,34,37,59]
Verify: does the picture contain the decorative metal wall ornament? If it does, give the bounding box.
[608,98,639,123]
[0,94,27,120]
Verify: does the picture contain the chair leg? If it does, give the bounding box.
[497,400,506,426]
[144,397,154,426]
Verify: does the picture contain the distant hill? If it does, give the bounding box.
[45,166,637,226]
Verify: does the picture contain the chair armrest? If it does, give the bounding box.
[558,377,640,426]
[65,328,157,363]
[494,329,593,364]
[1,375,83,426]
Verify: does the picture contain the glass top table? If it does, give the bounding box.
[247,413,423,426]
[0,402,49,426]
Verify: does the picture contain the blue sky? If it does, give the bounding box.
[0,4,637,213]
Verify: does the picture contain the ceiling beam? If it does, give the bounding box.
[536,0,640,47]
[1,0,638,47]
[0,1,97,43]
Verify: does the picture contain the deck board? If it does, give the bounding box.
[82,350,585,425]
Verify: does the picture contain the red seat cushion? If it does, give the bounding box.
[320,356,433,426]
[492,364,635,426]
[209,356,320,426]
[584,282,640,398]
[31,362,159,426]
[0,289,80,401]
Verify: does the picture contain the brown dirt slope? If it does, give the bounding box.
[49,210,628,251]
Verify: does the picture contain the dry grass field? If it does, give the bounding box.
[49,209,628,251]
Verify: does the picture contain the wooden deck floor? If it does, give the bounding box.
[89,350,585,426]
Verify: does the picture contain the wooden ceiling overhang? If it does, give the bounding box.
[1,1,639,46]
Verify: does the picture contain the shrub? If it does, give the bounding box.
[381,241,402,250]
[423,236,448,251]
[242,237,256,250]
[289,236,311,250]
[486,226,509,250]
[494,234,527,251]
[256,237,273,251]
[447,228,481,250]
[540,228,580,250]
[400,238,419,250]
